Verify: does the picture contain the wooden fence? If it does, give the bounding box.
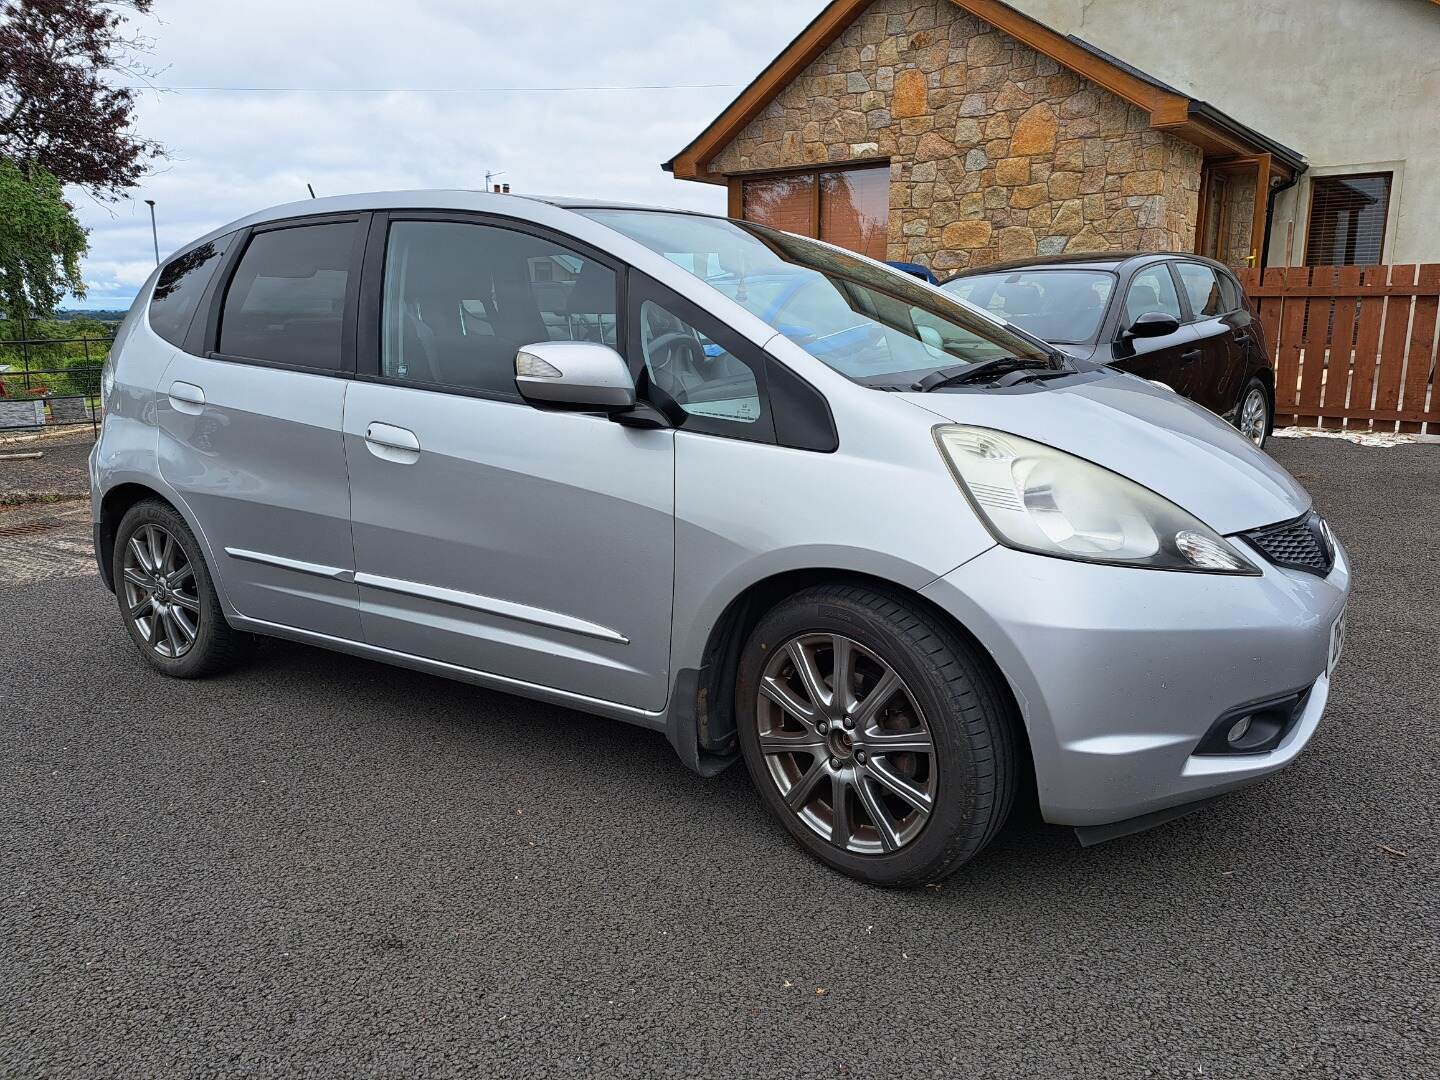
[1235,263,1440,434]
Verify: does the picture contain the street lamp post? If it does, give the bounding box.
[144,199,159,265]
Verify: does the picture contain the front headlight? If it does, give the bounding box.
[935,425,1260,575]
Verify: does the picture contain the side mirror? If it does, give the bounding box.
[1126,311,1181,338]
[514,341,635,411]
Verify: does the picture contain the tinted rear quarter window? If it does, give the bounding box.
[219,222,358,369]
[148,236,231,348]
[1217,271,1242,313]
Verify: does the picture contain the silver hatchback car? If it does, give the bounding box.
[91,191,1349,885]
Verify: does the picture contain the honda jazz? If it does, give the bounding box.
[91,191,1349,885]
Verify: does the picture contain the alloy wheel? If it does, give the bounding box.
[756,633,936,855]
[1240,387,1268,446]
[121,523,201,659]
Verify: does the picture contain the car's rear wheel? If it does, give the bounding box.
[1236,377,1271,448]
[735,584,1016,886]
[114,500,253,677]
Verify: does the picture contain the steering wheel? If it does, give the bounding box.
[644,330,706,375]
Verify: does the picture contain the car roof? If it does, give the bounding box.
[174,190,714,259]
[945,251,1234,279]
[248,190,697,225]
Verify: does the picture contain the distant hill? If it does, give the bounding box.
[53,309,129,324]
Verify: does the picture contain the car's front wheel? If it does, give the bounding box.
[113,499,253,677]
[735,584,1017,886]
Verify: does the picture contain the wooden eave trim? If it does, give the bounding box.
[1169,117,1297,181]
[672,0,1287,183]
[669,0,871,181]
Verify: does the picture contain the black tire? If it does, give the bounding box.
[1235,376,1272,448]
[735,584,1017,887]
[113,499,253,678]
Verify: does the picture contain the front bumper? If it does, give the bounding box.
[921,538,1350,828]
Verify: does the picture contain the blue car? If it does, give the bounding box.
[887,261,939,285]
[705,272,887,373]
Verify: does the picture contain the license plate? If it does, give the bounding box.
[1328,607,1347,676]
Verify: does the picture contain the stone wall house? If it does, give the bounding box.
[667,0,1304,276]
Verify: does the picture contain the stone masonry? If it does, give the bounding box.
[708,0,1203,273]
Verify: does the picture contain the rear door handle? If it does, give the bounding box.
[364,422,421,463]
[1180,349,1203,364]
[168,381,205,413]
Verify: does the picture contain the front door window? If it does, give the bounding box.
[380,220,617,395]
[638,299,761,425]
[1123,265,1184,327]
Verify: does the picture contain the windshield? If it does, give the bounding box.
[580,210,1053,386]
[942,269,1116,345]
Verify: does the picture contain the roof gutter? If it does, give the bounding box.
[1260,168,1305,270]
[1186,100,1306,177]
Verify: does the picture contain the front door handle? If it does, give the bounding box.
[364,422,421,463]
[1180,349,1203,364]
[168,381,205,413]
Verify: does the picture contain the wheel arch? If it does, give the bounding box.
[667,567,1029,790]
[1256,368,1276,427]
[95,481,225,609]
[96,482,172,592]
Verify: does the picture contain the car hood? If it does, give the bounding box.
[897,370,1309,535]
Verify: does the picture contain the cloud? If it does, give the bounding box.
[65,0,815,308]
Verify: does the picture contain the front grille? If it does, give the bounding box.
[1243,513,1334,576]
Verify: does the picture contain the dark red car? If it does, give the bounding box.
[943,253,1274,447]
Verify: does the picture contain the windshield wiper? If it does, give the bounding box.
[912,356,1060,392]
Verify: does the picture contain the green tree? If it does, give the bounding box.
[0,157,87,325]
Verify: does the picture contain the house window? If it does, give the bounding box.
[741,164,889,262]
[1304,173,1392,266]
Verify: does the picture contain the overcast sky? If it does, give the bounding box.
[68,0,817,308]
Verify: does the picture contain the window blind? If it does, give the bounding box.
[820,167,889,261]
[1304,174,1391,266]
[742,173,815,237]
[742,165,890,261]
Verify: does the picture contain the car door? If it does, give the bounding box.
[1109,261,1200,397]
[1173,260,1249,414]
[342,213,676,711]
[157,214,366,641]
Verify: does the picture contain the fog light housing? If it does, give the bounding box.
[1194,689,1310,756]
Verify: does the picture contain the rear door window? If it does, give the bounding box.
[149,235,232,348]
[219,222,360,370]
[1175,262,1225,320]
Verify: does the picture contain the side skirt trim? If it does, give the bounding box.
[226,613,666,732]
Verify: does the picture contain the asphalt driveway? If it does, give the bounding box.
[1,437,1436,1079]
